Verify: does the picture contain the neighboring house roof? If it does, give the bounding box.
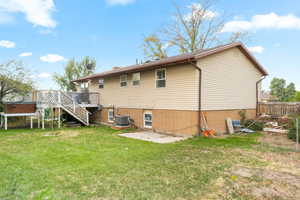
[260,91,279,102]
[73,42,268,82]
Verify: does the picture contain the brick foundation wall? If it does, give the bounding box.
[90,108,256,136]
[202,109,256,133]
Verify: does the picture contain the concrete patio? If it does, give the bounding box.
[118,131,189,144]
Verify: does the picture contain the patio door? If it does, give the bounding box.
[144,111,152,129]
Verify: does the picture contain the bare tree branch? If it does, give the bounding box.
[143,0,249,60]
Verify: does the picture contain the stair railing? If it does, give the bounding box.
[36,90,89,125]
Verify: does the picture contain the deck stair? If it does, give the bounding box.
[36,90,89,126]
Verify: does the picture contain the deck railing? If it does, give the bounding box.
[67,92,100,105]
[32,90,100,106]
[35,90,90,125]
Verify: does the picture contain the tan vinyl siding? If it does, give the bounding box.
[89,64,199,111]
[199,47,263,110]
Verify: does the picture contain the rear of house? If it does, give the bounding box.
[74,43,268,136]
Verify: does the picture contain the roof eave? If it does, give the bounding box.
[72,57,197,82]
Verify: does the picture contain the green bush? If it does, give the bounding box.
[244,120,264,131]
[288,116,300,142]
[238,110,247,125]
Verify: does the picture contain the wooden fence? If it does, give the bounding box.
[258,102,300,117]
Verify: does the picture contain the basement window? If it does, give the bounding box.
[108,109,114,123]
[99,79,104,89]
[144,111,152,128]
[132,72,140,86]
[120,74,128,87]
[156,69,166,88]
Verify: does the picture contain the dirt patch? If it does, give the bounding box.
[259,132,297,149]
[202,165,300,200]
[43,130,81,138]
[200,133,300,200]
[231,167,300,200]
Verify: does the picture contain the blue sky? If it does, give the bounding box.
[0,0,300,90]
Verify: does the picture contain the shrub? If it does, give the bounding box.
[238,110,247,125]
[244,120,264,131]
[288,116,300,142]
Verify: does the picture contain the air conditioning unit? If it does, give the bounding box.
[115,115,130,127]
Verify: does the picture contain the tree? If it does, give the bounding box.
[270,78,296,102]
[143,0,248,60]
[143,34,168,60]
[293,91,300,102]
[285,83,296,101]
[0,61,34,108]
[53,56,96,91]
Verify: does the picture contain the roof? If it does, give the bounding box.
[74,42,268,82]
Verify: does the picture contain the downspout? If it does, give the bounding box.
[190,61,202,136]
[256,76,267,116]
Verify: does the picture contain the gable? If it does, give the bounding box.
[199,47,263,110]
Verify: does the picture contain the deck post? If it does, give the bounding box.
[30,117,33,129]
[42,110,45,129]
[86,112,89,126]
[58,107,61,128]
[4,115,7,130]
[37,112,40,128]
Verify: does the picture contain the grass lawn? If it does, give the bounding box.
[0,126,299,200]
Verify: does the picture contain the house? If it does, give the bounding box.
[260,90,279,102]
[73,42,268,136]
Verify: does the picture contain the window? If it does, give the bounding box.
[108,109,114,122]
[144,111,152,128]
[156,69,166,88]
[120,74,128,87]
[132,72,140,86]
[80,82,89,89]
[99,79,104,89]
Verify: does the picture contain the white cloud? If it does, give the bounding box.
[106,0,135,6]
[37,72,51,78]
[0,0,56,28]
[223,13,300,32]
[248,46,264,54]
[184,3,218,21]
[19,52,33,57]
[0,40,15,48]
[40,54,65,63]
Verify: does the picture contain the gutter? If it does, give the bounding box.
[190,61,202,136]
[256,76,267,116]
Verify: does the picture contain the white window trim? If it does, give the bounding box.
[108,109,114,123]
[144,111,152,129]
[99,79,104,89]
[155,68,166,88]
[132,72,141,86]
[80,82,89,89]
[120,74,128,87]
